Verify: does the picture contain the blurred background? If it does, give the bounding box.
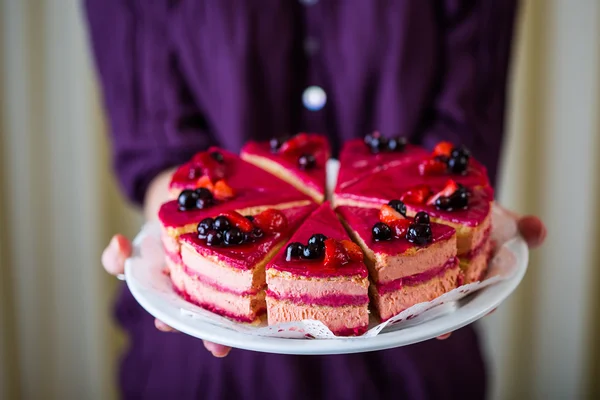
[0,1,598,399]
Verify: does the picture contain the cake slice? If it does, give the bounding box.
[172,204,317,324]
[398,180,493,283]
[336,205,459,321]
[265,203,370,336]
[335,133,428,191]
[241,133,330,203]
[334,142,493,208]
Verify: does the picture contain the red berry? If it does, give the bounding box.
[433,141,454,157]
[418,158,447,176]
[218,211,254,233]
[340,240,363,263]
[192,151,227,181]
[253,208,288,234]
[426,180,460,206]
[323,239,349,268]
[278,133,311,154]
[400,185,432,204]
[389,219,412,238]
[379,204,404,224]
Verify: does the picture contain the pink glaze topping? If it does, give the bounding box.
[265,290,369,306]
[375,257,459,294]
[179,204,317,270]
[241,134,330,194]
[268,203,369,278]
[336,206,455,256]
[335,138,428,190]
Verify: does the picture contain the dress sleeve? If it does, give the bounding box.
[418,0,519,185]
[84,0,213,205]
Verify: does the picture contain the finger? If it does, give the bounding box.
[436,333,452,340]
[203,341,231,358]
[101,234,132,276]
[154,319,178,333]
[517,216,547,249]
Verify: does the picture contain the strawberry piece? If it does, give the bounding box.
[218,210,254,233]
[278,133,312,155]
[426,179,460,206]
[191,151,227,181]
[195,175,214,191]
[433,141,454,157]
[379,205,404,224]
[400,185,432,204]
[213,180,235,200]
[323,239,350,268]
[253,208,288,234]
[389,219,411,238]
[340,240,364,263]
[418,158,447,176]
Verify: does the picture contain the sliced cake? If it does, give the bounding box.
[241,133,330,203]
[398,180,492,283]
[336,204,459,322]
[265,203,370,336]
[335,133,428,191]
[172,204,317,324]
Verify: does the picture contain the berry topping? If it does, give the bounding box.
[433,141,454,157]
[178,189,198,211]
[302,243,323,259]
[400,185,433,204]
[269,137,283,153]
[447,146,470,174]
[387,136,407,152]
[205,230,224,246]
[368,135,388,154]
[213,216,231,232]
[253,208,288,234]
[298,153,317,170]
[218,211,254,233]
[224,227,245,246]
[196,197,212,209]
[434,185,469,211]
[389,219,412,238]
[213,179,235,200]
[364,132,406,153]
[195,175,215,192]
[339,240,364,263]
[197,217,214,238]
[308,233,327,247]
[323,238,349,268]
[372,222,392,241]
[250,227,264,239]
[188,166,202,180]
[244,215,254,222]
[406,223,433,246]
[387,199,407,217]
[418,158,448,176]
[414,211,431,225]
[210,151,224,163]
[195,187,213,200]
[285,242,304,261]
[279,133,311,155]
[379,204,404,225]
[191,152,227,181]
[426,180,460,206]
[364,131,379,146]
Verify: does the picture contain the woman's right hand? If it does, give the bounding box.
[103,167,232,358]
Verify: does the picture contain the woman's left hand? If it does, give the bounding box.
[435,212,547,340]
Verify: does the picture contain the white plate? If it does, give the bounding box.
[125,160,529,355]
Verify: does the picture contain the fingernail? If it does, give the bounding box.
[436,333,452,340]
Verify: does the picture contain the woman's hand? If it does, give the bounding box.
[102,168,232,358]
[435,211,547,340]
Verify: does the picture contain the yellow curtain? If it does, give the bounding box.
[0,1,598,399]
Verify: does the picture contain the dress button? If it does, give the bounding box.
[302,86,327,111]
[299,0,319,5]
[303,37,320,55]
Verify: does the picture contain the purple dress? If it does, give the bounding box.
[84,1,518,398]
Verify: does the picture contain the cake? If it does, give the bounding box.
[265,203,370,335]
[172,204,317,324]
[336,204,459,321]
[241,133,330,203]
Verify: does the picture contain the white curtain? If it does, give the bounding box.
[0,1,598,399]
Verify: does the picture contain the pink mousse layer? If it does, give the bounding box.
[240,134,330,196]
[461,239,494,283]
[376,257,459,295]
[266,297,369,336]
[335,156,493,209]
[372,261,461,321]
[268,203,369,278]
[335,139,428,191]
[179,203,316,271]
[336,206,456,283]
[462,227,492,260]
[162,231,180,254]
[170,260,265,323]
